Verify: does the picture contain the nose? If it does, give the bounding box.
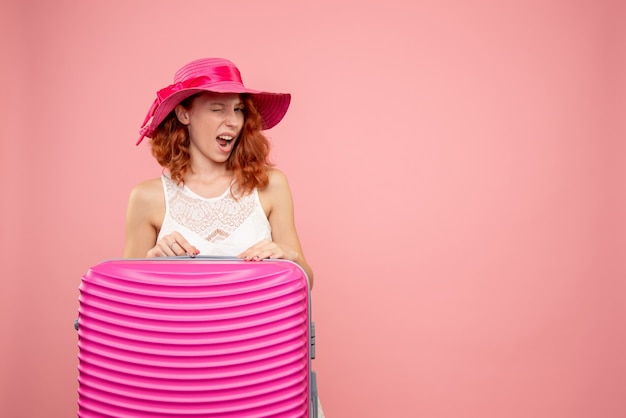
[225,108,242,127]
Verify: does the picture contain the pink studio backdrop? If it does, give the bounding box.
[1,1,624,417]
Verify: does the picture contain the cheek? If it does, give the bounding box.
[192,114,219,130]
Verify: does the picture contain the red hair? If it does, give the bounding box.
[150,94,272,194]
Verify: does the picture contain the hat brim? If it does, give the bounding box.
[142,83,290,141]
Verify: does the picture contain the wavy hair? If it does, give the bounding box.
[149,93,272,195]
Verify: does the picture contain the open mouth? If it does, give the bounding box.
[216,135,235,152]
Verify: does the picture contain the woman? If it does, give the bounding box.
[124,57,314,287]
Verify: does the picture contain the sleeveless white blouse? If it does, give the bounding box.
[156,174,272,256]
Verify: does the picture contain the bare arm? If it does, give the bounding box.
[244,169,314,288]
[123,179,163,258]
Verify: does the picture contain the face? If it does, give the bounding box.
[175,92,245,163]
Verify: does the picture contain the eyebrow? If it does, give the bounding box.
[209,101,244,106]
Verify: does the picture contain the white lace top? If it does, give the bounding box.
[157,174,272,256]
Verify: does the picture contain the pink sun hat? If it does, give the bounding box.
[136,58,291,145]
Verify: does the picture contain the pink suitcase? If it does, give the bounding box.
[76,257,317,417]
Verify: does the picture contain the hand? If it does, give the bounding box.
[147,231,200,258]
[238,239,297,262]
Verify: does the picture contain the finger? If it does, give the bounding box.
[147,242,174,257]
[239,247,267,261]
[239,250,263,261]
[168,234,199,257]
[238,240,276,260]
[248,248,275,261]
[238,245,257,260]
[169,240,185,256]
[161,240,178,256]
[262,244,296,261]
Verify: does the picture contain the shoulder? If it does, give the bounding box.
[261,168,293,199]
[258,168,293,215]
[265,167,290,190]
[128,177,164,206]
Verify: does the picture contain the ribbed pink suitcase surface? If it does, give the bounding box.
[77,257,317,417]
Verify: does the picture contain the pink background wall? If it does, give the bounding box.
[1,0,624,417]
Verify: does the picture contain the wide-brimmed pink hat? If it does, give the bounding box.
[136,58,291,145]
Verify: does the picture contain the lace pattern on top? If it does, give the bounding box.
[163,175,257,242]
